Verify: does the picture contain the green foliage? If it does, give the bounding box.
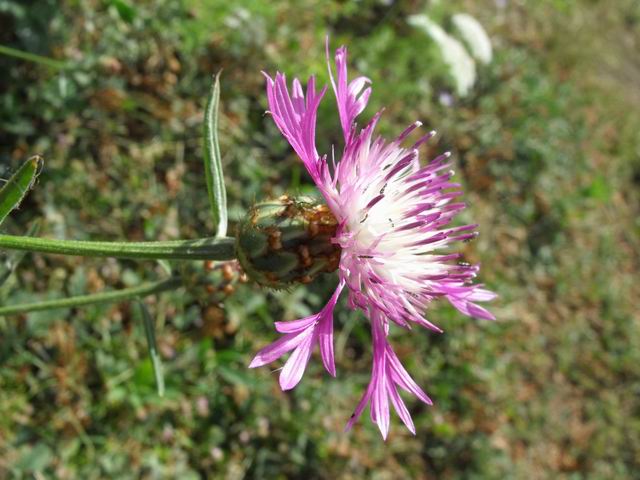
[0,156,42,227]
[1,0,639,478]
[203,73,228,237]
[137,300,165,397]
[0,220,40,287]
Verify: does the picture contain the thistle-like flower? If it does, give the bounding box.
[246,43,496,439]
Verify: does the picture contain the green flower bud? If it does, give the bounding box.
[236,196,341,289]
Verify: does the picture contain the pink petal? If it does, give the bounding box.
[348,76,370,96]
[351,86,371,119]
[274,315,317,333]
[412,316,444,333]
[317,313,336,377]
[386,346,432,405]
[467,302,496,321]
[448,294,496,321]
[249,332,305,368]
[326,41,372,140]
[469,288,498,302]
[263,71,327,186]
[371,370,390,440]
[388,382,416,435]
[316,281,345,376]
[291,78,305,113]
[345,381,374,432]
[279,329,316,391]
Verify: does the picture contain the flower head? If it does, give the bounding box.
[249,41,496,439]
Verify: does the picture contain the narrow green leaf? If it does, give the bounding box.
[0,45,67,70]
[0,277,182,316]
[0,155,43,227]
[0,219,41,287]
[156,259,173,276]
[203,72,228,238]
[107,0,137,23]
[137,301,165,397]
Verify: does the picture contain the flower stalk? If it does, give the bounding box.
[0,235,236,261]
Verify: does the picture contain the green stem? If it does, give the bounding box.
[0,277,182,316]
[0,235,236,261]
[0,44,67,70]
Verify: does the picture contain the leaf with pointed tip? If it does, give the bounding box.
[0,155,43,228]
[0,219,41,287]
[137,301,165,397]
[203,72,228,238]
[156,259,173,276]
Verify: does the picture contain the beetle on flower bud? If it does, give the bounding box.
[247,41,496,439]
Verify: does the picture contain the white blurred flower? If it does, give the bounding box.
[452,13,493,65]
[439,91,455,107]
[408,14,476,96]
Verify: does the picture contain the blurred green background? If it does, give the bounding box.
[1,0,639,478]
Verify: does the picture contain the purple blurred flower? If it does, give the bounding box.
[250,42,496,439]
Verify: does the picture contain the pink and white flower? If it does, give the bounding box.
[249,42,496,439]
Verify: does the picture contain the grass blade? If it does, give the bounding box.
[0,277,181,316]
[137,301,165,397]
[0,219,41,287]
[0,45,67,70]
[0,155,43,227]
[203,72,228,238]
